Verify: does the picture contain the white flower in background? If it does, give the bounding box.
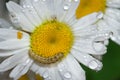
[97,0,120,45]
[75,0,120,45]
[0,0,110,80]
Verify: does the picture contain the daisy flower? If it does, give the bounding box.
[76,0,120,45]
[0,0,110,80]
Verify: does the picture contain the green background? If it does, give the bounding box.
[84,40,120,80]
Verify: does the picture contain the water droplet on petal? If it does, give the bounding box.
[97,12,103,19]
[58,63,65,72]
[43,71,49,79]
[58,63,65,68]
[88,60,103,71]
[88,60,98,70]
[26,59,30,64]
[107,1,113,5]
[64,72,71,79]
[63,4,69,11]
[74,0,78,2]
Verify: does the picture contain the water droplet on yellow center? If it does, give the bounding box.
[76,0,106,19]
[30,20,74,64]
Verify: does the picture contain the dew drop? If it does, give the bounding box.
[107,1,113,5]
[25,59,30,64]
[111,36,116,41]
[23,5,29,8]
[97,12,103,19]
[43,71,49,79]
[63,4,69,11]
[88,60,98,70]
[74,0,78,2]
[58,63,65,68]
[58,64,65,72]
[64,72,71,79]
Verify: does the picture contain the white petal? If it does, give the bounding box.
[20,1,42,26]
[45,0,56,16]
[53,0,65,21]
[72,12,102,28]
[104,15,120,30]
[105,8,120,22]
[20,0,26,5]
[63,0,80,23]
[73,39,106,55]
[9,58,33,80]
[6,1,35,32]
[0,49,28,72]
[31,0,51,20]
[40,67,61,80]
[42,67,62,80]
[0,39,29,50]
[71,49,103,71]
[57,0,72,21]
[97,20,110,31]
[21,0,42,25]
[111,35,120,45]
[58,54,85,80]
[73,24,98,37]
[67,16,78,26]
[104,15,120,42]
[107,0,120,8]
[30,63,40,74]
[58,0,80,22]
[0,48,29,57]
[97,20,116,45]
[90,31,111,43]
[110,30,120,45]
[103,15,120,44]
[31,63,46,76]
[0,28,29,40]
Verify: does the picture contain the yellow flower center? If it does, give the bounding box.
[76,0,106,19]
[29,20,74,64]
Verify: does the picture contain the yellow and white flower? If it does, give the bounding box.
[76,0,120,45]
[0,0,110,80]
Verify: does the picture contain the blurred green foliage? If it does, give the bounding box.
[83,40,120,80]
